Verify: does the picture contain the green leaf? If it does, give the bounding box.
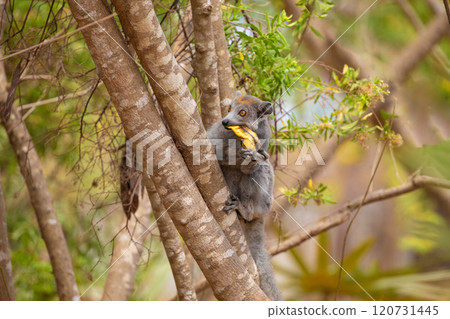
[310,26,323,38]
[380,109,399,120]
[340,121,358,132]
[343,237,375,272]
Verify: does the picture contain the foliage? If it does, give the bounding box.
[274,66,390,151]
[224,3,391,158]
[225,7,305,101]
[393,141,450,260]
[279,178,335,206]
[293,0,335,38]
[402,139,450,180]
[276,233,450,301]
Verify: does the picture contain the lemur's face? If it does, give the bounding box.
[221,93,272,131]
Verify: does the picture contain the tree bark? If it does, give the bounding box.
[190,0,222,129]
[144,177,197,301]
[0,2,14,301]
[0,106,80,300]
[111,0,258,279]
[172,4,194,83]
[0,0,79,299]
[101,191,151,301]
[68,0,267,300]
[211,0,236,117]
[0,170,14,301]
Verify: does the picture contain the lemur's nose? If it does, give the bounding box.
[222,119,230,127]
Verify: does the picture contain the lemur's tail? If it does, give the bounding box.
[244,218,282,301]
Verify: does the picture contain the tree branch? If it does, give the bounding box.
[278,0,450,215]
[443,0,450,25]
[20,86,99,111]
[269,175,450,256]
[388,12,450,83]
[0,13,118,62]
[395,0,450,77]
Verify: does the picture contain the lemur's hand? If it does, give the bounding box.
[239,149,267,164]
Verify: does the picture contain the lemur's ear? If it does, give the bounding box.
[259,102,273,116]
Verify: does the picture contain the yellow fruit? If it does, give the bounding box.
[308,178,314,191]
[227,125,261,151]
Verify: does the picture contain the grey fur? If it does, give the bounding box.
[207,93,282,300]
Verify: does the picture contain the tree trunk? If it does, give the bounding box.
[101,191,151,300]
[68,0,267,300]
[0,170,14,301]
[111,0,259,280]
[172,4,194,83]
[190,0,222,129]
[144,177,197,301]
[0,0,79,299]
[0,106,80,300]
[211,0,236,117]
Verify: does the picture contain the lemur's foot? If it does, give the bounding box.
[223,194,239,214]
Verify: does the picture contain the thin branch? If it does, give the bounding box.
[0,12,118,62]
[426,0,444,15]
[269,175,450,256]
[21,85,99,121]
[336,139,388,299]
[19,74,55,82]
[169,275,209,301]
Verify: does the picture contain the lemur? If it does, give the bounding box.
[207,92,282,300]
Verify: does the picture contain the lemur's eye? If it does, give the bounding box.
[239,110,246,117]
[228,106,231,113]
